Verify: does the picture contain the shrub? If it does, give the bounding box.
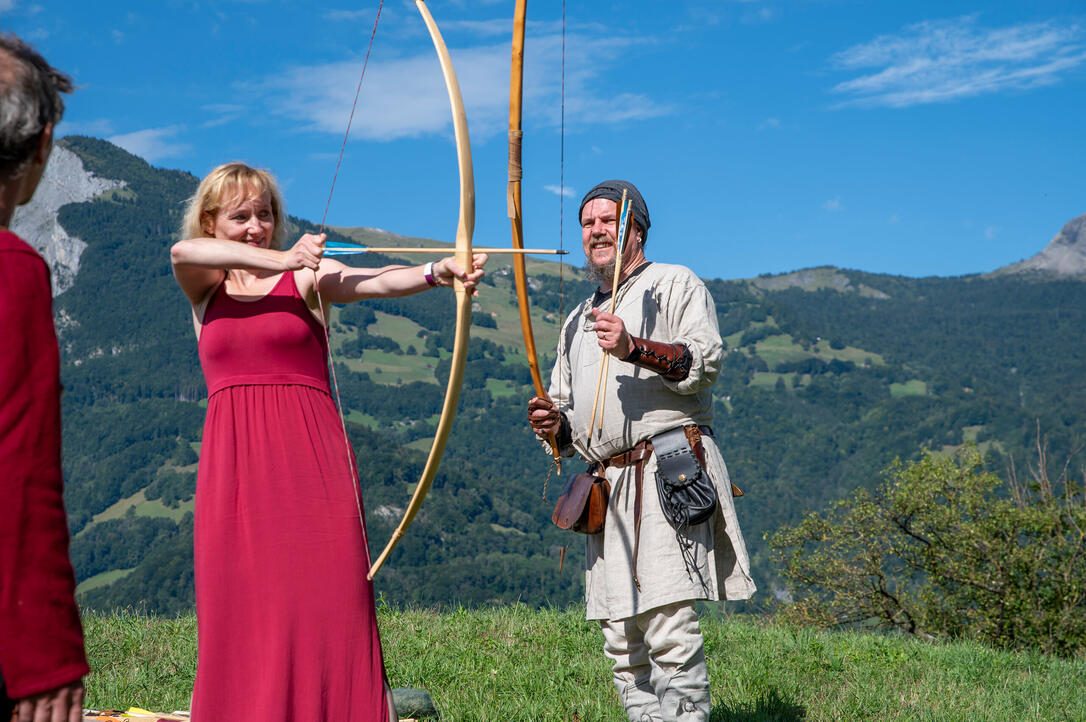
[769,441,1086,655]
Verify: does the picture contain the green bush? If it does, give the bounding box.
[769,444,1086,655]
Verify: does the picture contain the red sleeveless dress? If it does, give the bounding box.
[192,271,389,720]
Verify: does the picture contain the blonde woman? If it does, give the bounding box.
[171,162,486,720]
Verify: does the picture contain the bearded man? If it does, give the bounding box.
[528,180,755,722]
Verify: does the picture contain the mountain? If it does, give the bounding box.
[18,137,1086,614]
[10,143,124,295]
[994,213,1086,277]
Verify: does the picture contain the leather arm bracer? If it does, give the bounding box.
[556,411,574,449]
[623,336,692,381]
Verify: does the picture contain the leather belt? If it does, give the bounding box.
[602,425,711,470]
[603,439,652,469]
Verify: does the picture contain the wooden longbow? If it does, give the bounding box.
[367,0,475,579]
[508,0,563,472]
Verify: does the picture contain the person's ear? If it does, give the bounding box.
[34,123,54,164]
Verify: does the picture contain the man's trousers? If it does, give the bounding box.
[599,601,710,722]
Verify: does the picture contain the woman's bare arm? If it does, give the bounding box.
[170,234,325,305]
[313,253,488,305]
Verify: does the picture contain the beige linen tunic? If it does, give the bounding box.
[547,262,756,620]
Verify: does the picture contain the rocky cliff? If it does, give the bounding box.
[10,144,124,295]
[995,213,1086,278]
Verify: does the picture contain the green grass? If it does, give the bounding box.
[343,348,443,385]
[754,334,886,369]
[722,323,886,375]
[750,371,794,389]
[82,607,1086,720]
[817,344,884,366]
[754,334,810,367]
[365,311,430,356]
[890,380,928,397]
[937,425,1005,460]
[344,409,382,428]
[77,567,135,595]
[77,491,193,537]
[484,377,520,398]
[723,319,779,350]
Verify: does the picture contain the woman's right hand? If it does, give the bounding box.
[283,233,326,271]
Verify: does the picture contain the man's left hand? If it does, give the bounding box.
[591,307,632,358]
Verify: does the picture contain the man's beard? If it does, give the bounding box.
[584,257,616,285]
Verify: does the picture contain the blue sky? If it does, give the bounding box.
[5,1,1085,279]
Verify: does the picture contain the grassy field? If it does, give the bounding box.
[79,490,194,530]
[890,379,928,398]
[83,606,1086,721]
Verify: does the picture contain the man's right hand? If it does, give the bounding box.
[15,681,84,722]
[527,396,561,437]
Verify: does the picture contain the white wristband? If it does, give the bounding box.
[424,261,438,287]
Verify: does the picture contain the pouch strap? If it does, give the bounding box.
[685,425,743,498]
[632,451,647,592]
[653,426,701,483]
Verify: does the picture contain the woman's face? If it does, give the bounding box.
[206,188,275,247]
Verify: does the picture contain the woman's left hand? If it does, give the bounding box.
[433,253,489,296]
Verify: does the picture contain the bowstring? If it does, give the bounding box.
[313,0,385,564]
[555,0,567,488]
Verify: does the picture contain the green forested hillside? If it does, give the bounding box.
[53,137,1086,614]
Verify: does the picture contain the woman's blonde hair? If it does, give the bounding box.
[180,162,287,249]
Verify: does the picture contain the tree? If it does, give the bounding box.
[769,442,1086,655]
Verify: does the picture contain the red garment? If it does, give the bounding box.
[192,271,389,720]
[0,230,88,698]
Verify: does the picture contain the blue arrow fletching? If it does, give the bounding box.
[324,240,368,256]
[616,198,633,254]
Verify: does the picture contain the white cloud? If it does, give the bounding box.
[255,31,670,143]
[107,126,191,163]
[830,15,1086,108]
[889,212,900,224]
[0,0,16,13]
[201,103,244,128]
[985,225,1000,239]
[823,197,843,212]
[543,184,575,198]
[758,117,781,130]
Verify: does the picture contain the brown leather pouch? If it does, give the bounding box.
[552,471,610,534]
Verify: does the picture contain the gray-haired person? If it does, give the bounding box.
[528,180,755,721]
[0,32,88,722]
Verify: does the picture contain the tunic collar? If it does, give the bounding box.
[591,261,653,309]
